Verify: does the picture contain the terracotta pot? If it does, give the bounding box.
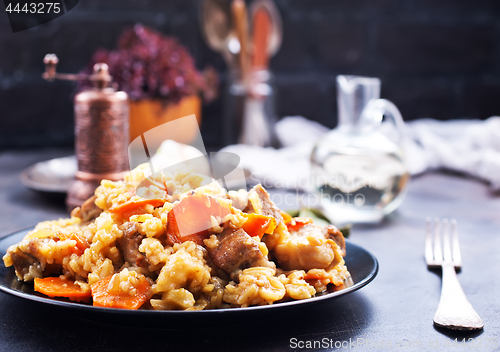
[129,95,202,145]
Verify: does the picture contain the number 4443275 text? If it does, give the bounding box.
[5,2,61,14]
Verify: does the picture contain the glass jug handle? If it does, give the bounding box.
[360,98,405,140]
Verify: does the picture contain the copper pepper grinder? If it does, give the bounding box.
[43,54,130,209]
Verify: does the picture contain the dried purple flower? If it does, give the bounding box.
[80,24,219,104]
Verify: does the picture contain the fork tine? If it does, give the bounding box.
[425,217,434,265]
[442,219,452,263]
[451,219,462,268]
[433,218,443,263]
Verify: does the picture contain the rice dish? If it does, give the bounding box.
[3,164,349,310]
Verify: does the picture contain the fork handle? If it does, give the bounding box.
[434,263,484,330]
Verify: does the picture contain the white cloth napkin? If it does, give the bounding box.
[221,116,500,191]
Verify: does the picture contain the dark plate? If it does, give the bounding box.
[0,228,378,328]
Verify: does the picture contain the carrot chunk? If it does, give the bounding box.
[108,198,166,215]
[304,272,326,280]
[166,215,207,246]
[287,217,313,232]
[242,213,277,239]
[69,233,89,256]
[34,277,91,302]
[167,194,231,245]
[91,275,151,310]
[121,205,150,220]
[281,210,293,225]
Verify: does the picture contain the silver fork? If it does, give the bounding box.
[425,218,484,330]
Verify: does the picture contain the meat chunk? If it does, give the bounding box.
[8,248,41,281]
[272,223,343,271]
[323,225,346,257]
[7,247,61,281]
[244,184,283,224]
[71,195,102,222]
[117,222,146,268]
[207,228,274,279]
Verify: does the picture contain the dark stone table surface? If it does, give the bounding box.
[0,149,499,352]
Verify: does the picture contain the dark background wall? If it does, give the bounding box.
[1,0,500,149]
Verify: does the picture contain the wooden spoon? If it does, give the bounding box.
[200,0,236,69]
[231,0,250,81]
[251,4,272,70]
